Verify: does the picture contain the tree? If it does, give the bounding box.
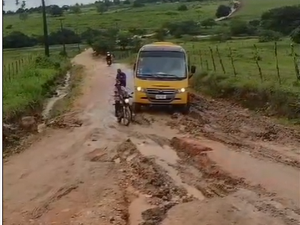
[133,1,144,7]
[71,3,81,14]
[19,12,28,20]
[215,5,231,18]
[3,31,38,48]
[201,18,216,28]
[177,4,188,11]
[229,19,248,35]
[49,5,63,17]
[96,3,107,14]
[128,27,146,36]
[21,0,25,9]
[154,28,166,41]
[258,29,281,42]
[91,36,116,55]
[117,31,131,49]
[47,28,81,45]
[211,26,231,42]
[260,5,300,35]
[123,0,130,4]
[15,0,19,7]
[113,0,120,5]
[290,26,300,44]
[164,20,200,36]
[131,37,142,51]
[104,0,111,7]
[248,19,260,27]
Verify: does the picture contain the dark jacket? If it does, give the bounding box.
[116,72,126,87]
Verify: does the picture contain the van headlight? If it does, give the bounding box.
[124,98,130,103]
[135,86,144,92]
[178,88,186,93]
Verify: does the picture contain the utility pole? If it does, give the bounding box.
[58,18,66,55]
[41,0,50,56]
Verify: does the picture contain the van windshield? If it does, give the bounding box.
[136,51,187,79]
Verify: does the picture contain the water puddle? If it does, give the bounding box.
[132,138,205,200]
[128,193,154,225]
[42,71,71,120]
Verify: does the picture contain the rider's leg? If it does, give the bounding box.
[115,100,120,116]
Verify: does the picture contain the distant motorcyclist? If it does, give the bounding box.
[116,68,127,87]
[106,52,112,64]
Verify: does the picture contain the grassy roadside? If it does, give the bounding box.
[183,38,300,120]
[3,56,72,122]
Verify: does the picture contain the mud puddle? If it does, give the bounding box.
[42,71,71,120]
[197,139,300,201]
[131,138,205,200]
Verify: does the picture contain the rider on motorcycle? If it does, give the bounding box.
[114,69,128,116]
[106,52,112,64]
[116,68,127,87]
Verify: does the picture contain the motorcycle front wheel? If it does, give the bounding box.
[122,106,132,126]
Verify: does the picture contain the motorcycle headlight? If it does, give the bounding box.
[124,98,130,103]
[178,88,186,93]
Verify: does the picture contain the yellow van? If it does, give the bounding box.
[132,42,196,113]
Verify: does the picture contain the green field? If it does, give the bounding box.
[4,0,300,36]
[183,38,299,86]
[3,2,220,35]
[3,44,82,64]
[235,0,300,20]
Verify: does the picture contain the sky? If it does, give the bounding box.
[3,0,95,11]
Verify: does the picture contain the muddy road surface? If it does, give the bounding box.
[3,49,300,225]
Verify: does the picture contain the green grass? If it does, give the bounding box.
[180,38,299,87]
[3,55,71,121]
[234,0,299,20]
[3,44,83,64]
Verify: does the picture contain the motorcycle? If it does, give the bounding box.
[116,95,132,126]
[107,59,112,66]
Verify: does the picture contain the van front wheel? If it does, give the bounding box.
[181,103,190,115]
[132,103,142,113]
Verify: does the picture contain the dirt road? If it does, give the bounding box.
[3,49,300,225]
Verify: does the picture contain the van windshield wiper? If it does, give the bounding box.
[138,73,159,77]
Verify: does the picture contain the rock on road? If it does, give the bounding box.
[3,49,300,225]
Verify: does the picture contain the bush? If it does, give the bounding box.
[91,36,116,55]
[290,26,300,44]
[215,5,231,18]
[230,20,248,36]
[133,1,144,7]
[6,24,13,29]
[177,4,188,11]
[3,31,38,48]
[248,19,260,27]
[164,20,201,37]
[211,26,231,42]
[258,29,281,42]
[201,18,216,28]
[260,5,300,35]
